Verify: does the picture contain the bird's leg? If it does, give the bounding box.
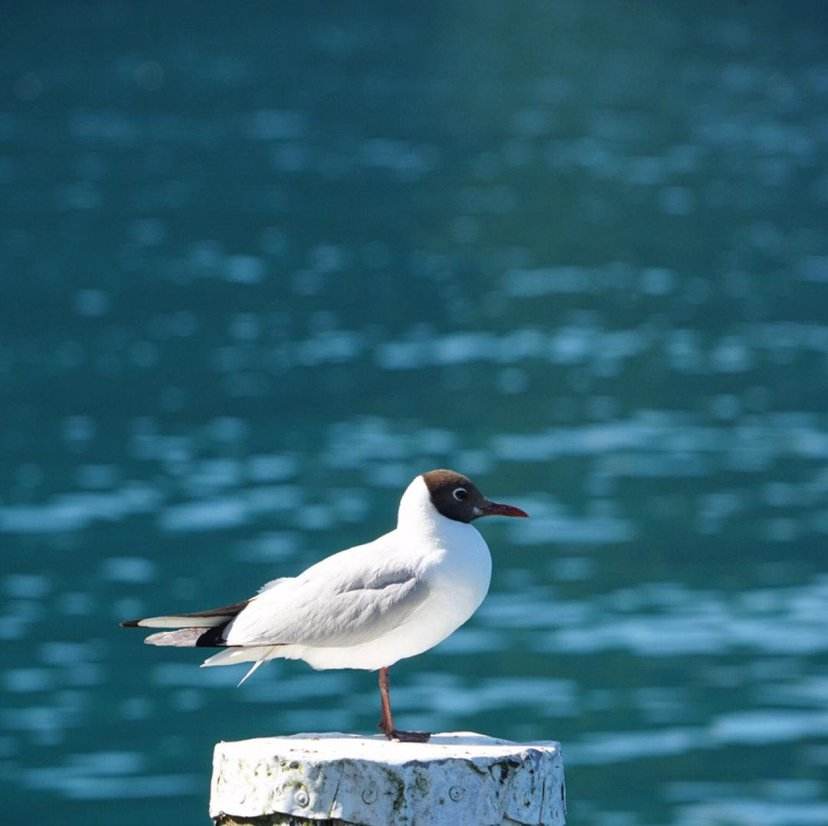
[378,666,395,735]
[377,666,430,743]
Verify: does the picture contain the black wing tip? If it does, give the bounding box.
[195,620,233,647]
[119,600,249,631]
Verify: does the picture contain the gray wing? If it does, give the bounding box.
[224,548,429,648]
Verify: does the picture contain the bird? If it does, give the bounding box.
[122,468,527,742]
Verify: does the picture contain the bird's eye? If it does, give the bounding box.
[452,487,469,502]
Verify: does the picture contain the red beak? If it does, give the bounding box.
[479,500,529,518]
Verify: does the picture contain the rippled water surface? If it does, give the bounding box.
[3,3,828,824]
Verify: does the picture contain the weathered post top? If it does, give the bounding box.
[210,731,565,826]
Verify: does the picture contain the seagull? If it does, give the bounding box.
[122,468,527,742]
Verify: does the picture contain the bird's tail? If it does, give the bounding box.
[121,598,283,684]
[121,599,249,647]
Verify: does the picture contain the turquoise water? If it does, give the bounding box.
[3,2,828,823]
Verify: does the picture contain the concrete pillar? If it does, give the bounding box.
[210,731,565,825]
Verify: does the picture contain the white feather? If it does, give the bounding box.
[236,647,278,686]
[201,646,276,667]
[136,615,227,629]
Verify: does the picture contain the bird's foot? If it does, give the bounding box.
[385,728,431,743]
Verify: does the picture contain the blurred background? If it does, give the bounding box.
[2,2,828,824]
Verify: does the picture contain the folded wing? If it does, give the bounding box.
[225,560,428,648]
[121,537,428,652]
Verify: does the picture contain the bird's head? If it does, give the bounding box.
[420,468,528,524]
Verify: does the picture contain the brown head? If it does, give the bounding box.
[421,469,528,524]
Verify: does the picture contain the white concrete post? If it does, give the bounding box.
[210,731,565,825]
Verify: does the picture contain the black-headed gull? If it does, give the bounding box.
[122,468,527,741]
